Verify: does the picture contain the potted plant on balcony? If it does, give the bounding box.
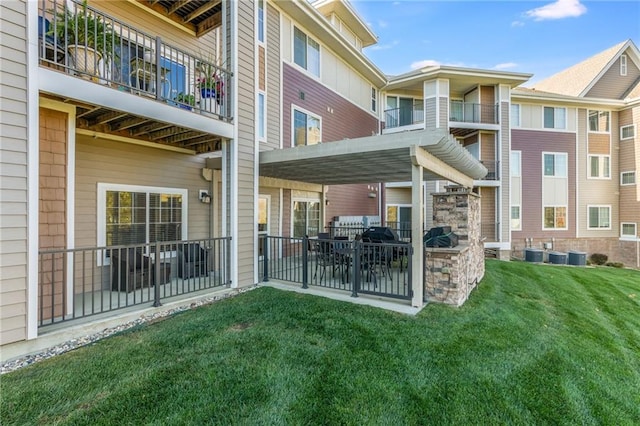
[175,92,195,111]
[50,0,117,78]
[196,58,225,112]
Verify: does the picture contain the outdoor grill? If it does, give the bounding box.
[423,226,459,248]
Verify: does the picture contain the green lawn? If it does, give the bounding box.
[2,260,639,425]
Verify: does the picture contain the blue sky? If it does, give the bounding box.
[352,0,640,85]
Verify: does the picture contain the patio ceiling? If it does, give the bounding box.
[259,129,487,186]
[141,0,223,37]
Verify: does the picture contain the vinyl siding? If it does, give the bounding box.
[511,129,576,239]
[586,51,640,99]
[1,0,28,345]
[500,101,511,242]
[258,187,281,235]
[480,86,495,124]
[264,3,281,151]
[439,97,448,128]
[74,135,210,249]
[325,184,378,224]
[425,97,437,129]
[236,0,257,285]
[480,187,496,241]
[588,133,610,155]
[519,104,577,132]
[480,132,495,162]
[385,188,411,205]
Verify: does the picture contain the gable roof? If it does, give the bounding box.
[532,39,639,97]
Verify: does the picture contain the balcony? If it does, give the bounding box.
[479,160,500,181]
[38,0,232,153]
[383,100,424,131]
[449,101,498,125]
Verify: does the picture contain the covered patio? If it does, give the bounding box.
[259,128,487,307]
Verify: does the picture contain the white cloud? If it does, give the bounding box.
[410,59,441,70]
[525,0,587,21]
[392,1,400,5]
[511,20,525,27]
[494,62,518,70]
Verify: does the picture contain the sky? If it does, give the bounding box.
[351,0,640,86]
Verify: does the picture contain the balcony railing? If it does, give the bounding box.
[38,0,232,120]
[449,101,498,125]
[384,100,425,130]
[38,237,230,329]
[479,160,500,180]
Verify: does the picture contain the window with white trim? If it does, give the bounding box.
[588,206,611,229]
[293,108,321,146]
[258,92,265,140]
[589,155,610,179]
[544,153,567,177]
[588,110,610,132]
[621,223,637,238]
[544,206,567,229]
[511,206,521,231]
[511,151,521,177]
[510,151,521,231]
[293,200,320,238]
[293,27,320,77]
[371,87,377,112]
[257,0,265,43]
[621,171,636,185]
[511,103,520,127]
[98,184,187,249]
[543,106,566,129]
[621,125,635,140]
[621,54,627,76]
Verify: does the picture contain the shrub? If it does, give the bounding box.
[605,262,624,268]
[589,253,608,265]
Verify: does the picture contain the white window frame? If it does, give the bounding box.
[621,222,637,240]
[588,110,610,133]
[621,124,635,140]
[543,106,567,130]
[510,151,521,177]
[291,198,321,238]
[542,206,568,230]
[621,54,627,76]
[371,87,377,113]
[621,171,636,185]
[511,103,520,128]
[587,205,611,230]
[257,0,265,44]
[543,152,568,178]
[511,206,521,231]
[510,150,522,231]
[588,155,611,179]
[258,92,266,141]
[97,183,189,264]
[291,105,321,147]
[293,26,320,77]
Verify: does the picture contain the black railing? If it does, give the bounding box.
[38,0,232,120]
[449,101,498,124]
[384,100,425,129]
[479,160,500,180]
[261,236,412,300]
[38,237,231,328]
[325,224,413,241]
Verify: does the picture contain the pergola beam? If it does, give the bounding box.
[410,145,474,188]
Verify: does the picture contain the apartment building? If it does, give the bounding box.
[509,40,640,266]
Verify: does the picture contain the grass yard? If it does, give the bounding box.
[2,260,639,425]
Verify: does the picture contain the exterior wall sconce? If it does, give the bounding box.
[367,185,378,198]
[368,192,377,198]
[199,190,211,204]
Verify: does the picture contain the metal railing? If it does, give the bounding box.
[38,237,231,328]
[479,160,500,180]
[260,236,413,300]
[38,0,232,120]
[325,224,413,241]
[449,101,498,124]
[384,100,425,129]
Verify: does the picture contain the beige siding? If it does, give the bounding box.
[236,0,257,285]
[520,104,577,132]
[258,187,281,235]
[586,51,640,99]
[74,136,211,248]
[264,3,281,150]
[499,101,511,242]
[1,0,28,345]
[385,188,411,205]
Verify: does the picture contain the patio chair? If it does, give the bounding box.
[177,242,209,279]
[111,247,154,292]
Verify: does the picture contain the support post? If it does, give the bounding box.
[411,163,424,306]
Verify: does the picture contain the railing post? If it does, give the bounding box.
[155,36,162,101]
[263,236,269,282]
[352,241,360,298]
[302,236,308,289]
[153,241,162,307]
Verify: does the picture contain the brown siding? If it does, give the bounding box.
[325,184,379,226]
[480,132,495,163]
[480,86,495,123]
[586,52,640,99]
[258,46,265,92]
[480,187,496,241]
[282,63,378,148]
[588,132,610,154]
[462,133,478,148]
[511,129,577,239]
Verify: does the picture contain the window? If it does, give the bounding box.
[543,153,567,177]
[257,0,265,43]
[544,206,567,229]
[621,125,635,140]
[543,106,566,129]
[293,27,320,77]
[511,151,521,177]
[621,223,637,239]
[621,54,627,76]
[371,87,377,112]
[589,155,610,178]
[293,108,320,146]
[98,184,187,252]
[511,103,520,127]
[588,206,611,229]
[588,110,610,132]
[511,206,521,231]
[293,200,320,237]
[621,171,636,185]
[258,92,265,140]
